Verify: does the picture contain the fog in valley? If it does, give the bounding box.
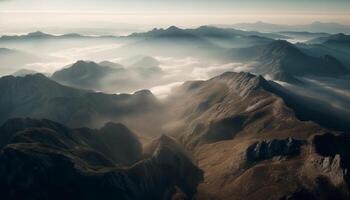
[1,0,350,198]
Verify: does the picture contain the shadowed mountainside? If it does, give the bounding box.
[0,73,162,130]
[0,118,203,200]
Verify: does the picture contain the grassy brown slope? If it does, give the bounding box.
[162,72,347,199]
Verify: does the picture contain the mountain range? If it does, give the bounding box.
[0,73,162,132]
[0,118,203,200]
[51,57,163,92]
[224,40,349,82]
[1,23,350,200]
[0,69,350,199]
[161,72,350,199]
[0,31,117,42]
[217,21,350,34]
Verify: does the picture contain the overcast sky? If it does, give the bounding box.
[0,0,349,34]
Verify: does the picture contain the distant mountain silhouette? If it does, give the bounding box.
[52,60,123,90]
[51,58,163,92]
[129,26,199,39]
[130,25,283,40]
[188,26,286,39]
[12,69,39,77]
[277,31,330,41]
[308,33,350,44]
[99,60,124,69]
[127,26,277,49]
[225,40,349,82]
[307,33,350,54]
[128,56,162,77]
[0,48,40,74]
[0,31,117,42]
[218,21,350,34]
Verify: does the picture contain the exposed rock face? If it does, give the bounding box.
[245,138,305,164]
[0,118,203,200]
[313,133,350,183]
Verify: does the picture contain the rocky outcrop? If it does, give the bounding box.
[313,133,350,183]
[245,138,305,164]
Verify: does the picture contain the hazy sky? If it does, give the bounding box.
[0,0,349,34]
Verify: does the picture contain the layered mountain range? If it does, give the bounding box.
[0,71,349,199]
[225,40,349,82]
[1,25,350,200]
[0,73,162,133]
[218,21,350,34]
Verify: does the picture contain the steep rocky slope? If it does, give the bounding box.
[162,72,350,199]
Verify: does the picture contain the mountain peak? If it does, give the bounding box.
[0,73,47,84]
[214,71,271,96]
[264,40,302,57]
[268,40,293,48]
[327,33,350,41]
[166,26,181,31]
[73,60,95,66]
[12,69,38,77]
[26,31,51,38]
[20,73,48,80]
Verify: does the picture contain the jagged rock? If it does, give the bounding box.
[245,138,305,164]
[313,133,350,183]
